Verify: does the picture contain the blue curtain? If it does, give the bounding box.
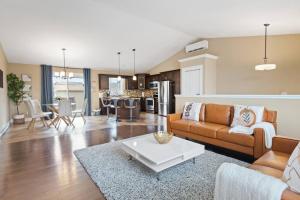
[40,65,53,112]
[83,68,92,116]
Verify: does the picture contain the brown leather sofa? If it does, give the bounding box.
[250,136,300,200]
[167,103,277,158]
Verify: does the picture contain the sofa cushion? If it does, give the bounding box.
[190,122,227,138]
[254,150,290,171]
[250,164,283,178]
[205,104,232,126]
[170,119,193,132]
[216,127,255,147]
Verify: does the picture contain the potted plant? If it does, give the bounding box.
[7,73,26,124]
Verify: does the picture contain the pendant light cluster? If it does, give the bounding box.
[116,49,137,81]
[255,24,276,71]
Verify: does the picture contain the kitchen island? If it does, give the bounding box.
[99,97,141,120]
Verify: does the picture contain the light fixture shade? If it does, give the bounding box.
[132,75,137,81]
[255,64,277,71]
[117,75,122,81]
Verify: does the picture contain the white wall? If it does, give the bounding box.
[176,95,300,139]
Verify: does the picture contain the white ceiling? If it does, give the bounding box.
[0,0,299,72]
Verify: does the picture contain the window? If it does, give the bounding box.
[109,78,126,96]
[52,69,85,110]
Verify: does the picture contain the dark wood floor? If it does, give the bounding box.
[0,113,252,200]
[0,115,162,200]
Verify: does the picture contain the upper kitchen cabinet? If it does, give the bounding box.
[147,74,160,82]
[127,76,138,90]
[137,74,148,90]
[158,70,180,94]
[98,74,109,90]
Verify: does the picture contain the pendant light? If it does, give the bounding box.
[62,48,70,99]
[117,52,122,81]
[132,49,137,81]
[255,24,276,71]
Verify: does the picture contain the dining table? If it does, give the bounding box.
[43,102,77,127]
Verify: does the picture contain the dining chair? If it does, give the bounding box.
[71,98,87,123]
[24,99,52,130]
[57,99,74,128]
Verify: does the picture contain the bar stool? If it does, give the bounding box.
[101,98,112,119]
[111,98,121,122]
[124,99,137,121]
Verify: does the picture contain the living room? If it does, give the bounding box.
[0,0,300,200]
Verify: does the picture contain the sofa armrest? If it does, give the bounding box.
[167,113,182,132]
[272,136,299,154]
[282,189,300,200]
[253,128,268,158]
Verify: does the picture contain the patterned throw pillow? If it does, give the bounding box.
[231,105,264,127]
[182,102,202,121]
[283,143,300,193]
[238,108,256,127]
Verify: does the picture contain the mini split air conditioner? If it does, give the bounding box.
[185,40,208,53]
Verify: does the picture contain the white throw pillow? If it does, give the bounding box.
[182,102,202,121]
[231,105,265,127]
[283,143,300,193]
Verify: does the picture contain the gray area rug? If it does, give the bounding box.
[74,139,248,200]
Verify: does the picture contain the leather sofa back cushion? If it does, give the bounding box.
[264,109,277,123]
[199,104,205,121]
[205,104,232,126]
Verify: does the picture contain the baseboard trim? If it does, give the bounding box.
[0,121,10,137]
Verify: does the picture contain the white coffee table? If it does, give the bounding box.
[121,134,205,180]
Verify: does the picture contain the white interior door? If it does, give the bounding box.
[181,65,203,96]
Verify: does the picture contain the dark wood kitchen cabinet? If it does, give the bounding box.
[158,70,180,94]
[172,70,180,94]
[147,74,160,82]
[137,74,147,90]
[98,74,109,90]
[127,76,138,90]
[99,74,137,90]
[98,70,180,93]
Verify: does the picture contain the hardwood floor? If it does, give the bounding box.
[0,113,166,200]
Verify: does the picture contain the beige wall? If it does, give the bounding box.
[175,95,300,139]
[0,44,9,134]
[7,63,41,116]
[149,34,300,95]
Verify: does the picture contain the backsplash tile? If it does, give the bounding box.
[99,89,157,98]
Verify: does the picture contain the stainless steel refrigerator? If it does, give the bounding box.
[158,81,174,116]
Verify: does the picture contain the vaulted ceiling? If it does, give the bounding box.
[0,0,299,72]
